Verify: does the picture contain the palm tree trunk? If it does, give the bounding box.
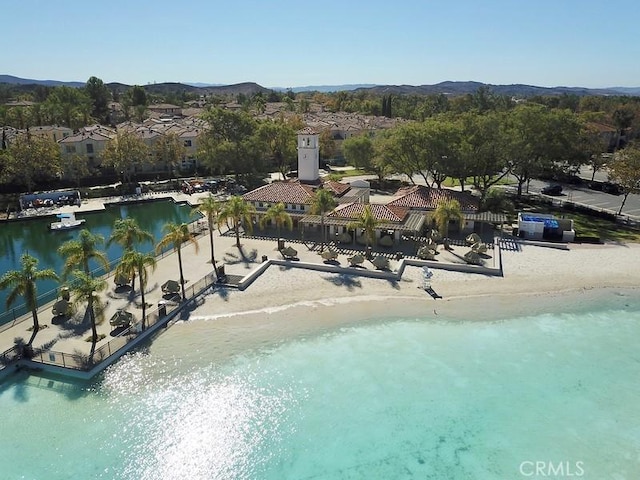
[27,309,39,346]
[88,296,98,342]
[234,220,241,247]
[177,247,186,299]
[208,226,216,266]
[138,266,147,329]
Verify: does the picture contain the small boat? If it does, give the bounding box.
[49,212,86,231]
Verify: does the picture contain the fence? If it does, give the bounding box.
[25,270,218,373]
[0,218,206,330]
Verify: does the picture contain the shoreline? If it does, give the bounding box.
[150,240,640,365]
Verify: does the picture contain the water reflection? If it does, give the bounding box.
[0,200,195,323]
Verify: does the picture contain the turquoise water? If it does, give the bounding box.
[0,200,195,324]
[0,293,639,479]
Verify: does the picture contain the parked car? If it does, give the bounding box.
[541,184,563,196]
[602,182,623,195]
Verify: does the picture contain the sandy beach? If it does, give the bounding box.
[155,241,640,364]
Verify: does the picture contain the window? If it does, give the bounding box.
[65,145,76,153]
[184,140,192,147]
[86,144,94,154]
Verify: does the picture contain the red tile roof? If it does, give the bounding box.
[388,185,479,212]
[297,126,318,135]
[243,181,316,204]
[322,180,351,197]
[330,203,409,222]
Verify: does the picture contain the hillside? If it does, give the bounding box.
[2,74,639,97]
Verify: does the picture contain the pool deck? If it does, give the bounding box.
[0,193,502,380]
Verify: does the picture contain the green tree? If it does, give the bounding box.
[108,218,154,252]
[318,128,336,160]
[156,223,199,300]
[63,153,91,188]
[58,229,110,278]
[608,146,640,215]
[102,131,149,184]
[260,202,293,242]
[114,250,156,326]
[459,112,510,199]
[342,133,374,170]
[5,132,61,191]
[199,107,260,179]
[155,132,186,177]
[310,188,337,252]
[505,105,584,196]
[257,115,300,180]
[193,195,223,271]
[85,76,110,123]
[347,205,379,248]
[69,270,107,345]
[433,199,464,238]
[218,195,256,248]
[0,253,59,345]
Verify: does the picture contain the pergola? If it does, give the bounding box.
[299,211,426,246]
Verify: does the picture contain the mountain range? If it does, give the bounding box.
[2,74,639,97]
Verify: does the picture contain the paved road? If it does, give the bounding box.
[346,169,640,220]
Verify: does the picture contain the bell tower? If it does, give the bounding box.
[297,127,320,184]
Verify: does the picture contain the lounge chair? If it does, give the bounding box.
[280,246,298,260]
[471,242,488,254]
[417,245,436,260]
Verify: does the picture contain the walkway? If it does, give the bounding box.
[0,204,502,379]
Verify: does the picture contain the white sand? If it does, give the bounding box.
[159,242,640,362]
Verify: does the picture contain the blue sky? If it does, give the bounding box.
[4,0,639,88]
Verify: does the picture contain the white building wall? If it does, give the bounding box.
[298,133,319,183]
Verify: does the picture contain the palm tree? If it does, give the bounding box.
[193,194,222,270]
[114,250,157,326]
[347,205,380,248]
[218,195,256,248]
[156,223,199,300]
[310,188,336,252]
[433,199,464,238]
[69,270,107,345]
[259,202,293,242]
[107,218,154,252]
[0,254,59,345]
[58,229,110,278]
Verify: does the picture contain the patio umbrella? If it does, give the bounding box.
[321,249,338,260]
[281,246,298,258]
[463,250,483,265]
[372,256,389,269]
[348,254,365,266]
[52,299,70,317]
[109,309,134,327]
[161,279,180,294]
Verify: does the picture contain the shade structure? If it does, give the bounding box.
[161,280,180,294]
[109,309,134,327]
